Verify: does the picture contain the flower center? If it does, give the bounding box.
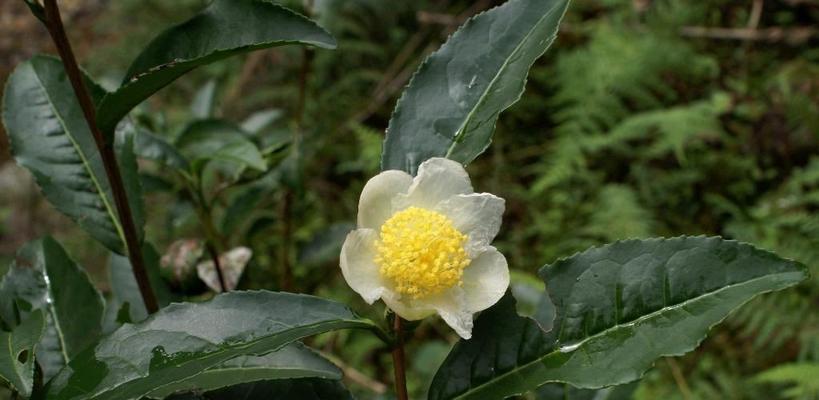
[375,207,470,299]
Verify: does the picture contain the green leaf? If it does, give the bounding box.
[147,343,340,398]
[753,363,819,399]
[536,382,638,400]
[220,186,269,235]
[298,222,355,267]
[167,378,354,400]
[509,270,554,332]
[175,119,267,172]
[107,243,174,327]
[0,310,45,397]
[21,0,46,23]
[134,127,190,171]
[429,236,808,400]
[190,80,217,119]
[2,55,143,255]
[96,0,337,134]
[241,109,283,134]
[381,0,569,173]
[44,290,380,400]
[0,238,105,380]
[115,125,146,245]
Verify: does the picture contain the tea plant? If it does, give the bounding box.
[0,0,810,399]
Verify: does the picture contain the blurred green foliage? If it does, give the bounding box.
[0,0,817,399]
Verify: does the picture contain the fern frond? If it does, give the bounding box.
[754,363,819,400]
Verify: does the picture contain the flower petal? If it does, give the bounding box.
[461,247,509,314]
[436,193,505,256]
[358,170,413,230]
[340,229,387,304]
[403,158,473,209]
[382,295,437,321]
[429,290,473,339]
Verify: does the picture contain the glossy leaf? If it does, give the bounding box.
[96,0,337,134]
[45,290,379,400]
[0,238,104,380]
[381,0,569,173]
[147,343,340,398]
[2,55,143,255]
[429,236,808,399]
[175,119,266,172]
[168,378,354,400]
[0,310,45,397]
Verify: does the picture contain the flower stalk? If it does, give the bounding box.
[391,316,409,400]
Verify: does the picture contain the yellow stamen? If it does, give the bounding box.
[375,207,470,299]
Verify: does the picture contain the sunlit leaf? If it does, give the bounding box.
[45,291,380,400]
[430,237,808,399]
[381,0,569,173]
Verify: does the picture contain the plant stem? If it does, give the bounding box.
[188,178,228,292]
[278,18,314,292]
[391,316,409,400]
[205,243,228,292]
[279,190,295,292]
[42,0,158,313]
[295,47,313,130]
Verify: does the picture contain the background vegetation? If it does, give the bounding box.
[1,0,817,398]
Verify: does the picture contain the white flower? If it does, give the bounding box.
[340,158,509,339]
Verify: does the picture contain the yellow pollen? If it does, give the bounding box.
[375,207,470,299]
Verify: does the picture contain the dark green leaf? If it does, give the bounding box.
[107,243,174,327]
[21,0,46,23]
[147,343,340,398]
[134,127,190,171]
[2,55,143,255]
[0,310,45,397]
[176,119,266,172]
[168,378,354,400]
[115,124,146,244]
[298,222,355,267]
[0,238,104,380]
[96,0,337,134]
[430,236,808,399]
[536,382,638,400]
[139,173,176,193]
[45,290,379,400]
[381,0,569,173]
[114,303,133,325]
[220,186,269,235]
